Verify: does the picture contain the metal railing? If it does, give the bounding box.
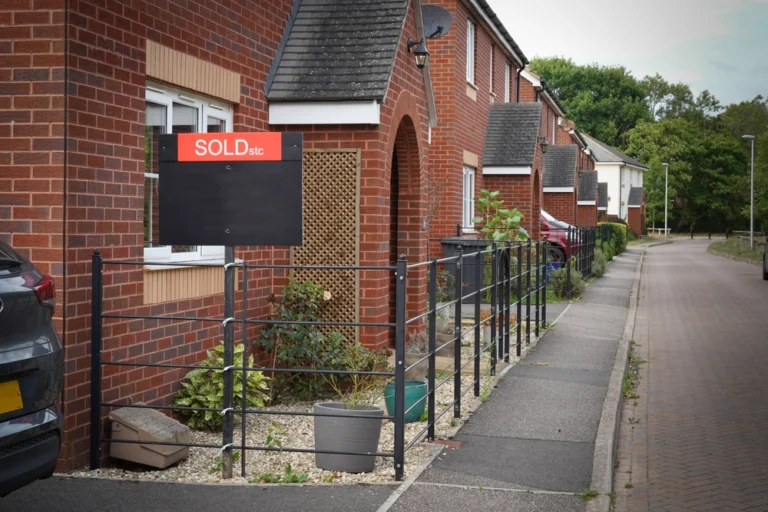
[89,240,551,481]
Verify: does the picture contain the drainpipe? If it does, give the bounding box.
[516,67,523,102]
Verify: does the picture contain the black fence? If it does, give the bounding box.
[90,239,551,482]
[544,226,598,299]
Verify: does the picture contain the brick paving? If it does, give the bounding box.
[616,239,768,512]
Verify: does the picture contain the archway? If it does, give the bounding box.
[388,115,426,346]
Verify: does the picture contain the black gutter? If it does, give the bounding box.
[516,66,523,102]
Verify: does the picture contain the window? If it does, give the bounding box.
[489,45,494,93]
[551,113,556,143]
[466,20,475,84]
[504,63,510,102]
[144,84,233,263]
[462,167,476,232]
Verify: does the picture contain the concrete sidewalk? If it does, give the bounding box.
[387,246,644,512]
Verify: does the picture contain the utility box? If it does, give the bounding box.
[108,404,190,469]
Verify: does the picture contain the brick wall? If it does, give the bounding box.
[544,191,576,227]
[577,204,598,227]
[0,0,66,337]
[427,0,524,255]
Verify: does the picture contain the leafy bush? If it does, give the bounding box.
[598,222,628,256]
[549,258,586,299]
[591,248,607,278]
[173,342,269,431]
[254,279,350,402]
[474,189,529,241]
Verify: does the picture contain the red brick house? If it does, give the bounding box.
[576,170,598,226]
[425,0,533,247]
[542,144,579,225]
[1,0,435,471]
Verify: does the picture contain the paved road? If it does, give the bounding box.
[616,239,768,511]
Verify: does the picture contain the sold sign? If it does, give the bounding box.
[176,132,283,162]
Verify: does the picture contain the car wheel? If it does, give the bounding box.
[549,246,565,263]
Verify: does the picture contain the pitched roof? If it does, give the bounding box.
[483,102,542,167]
[628,187,645,207]
[598,182,608,209]
[578,170,598,201]
[266,0,407,102]
[543,144,578,188]
[583,134,648,170]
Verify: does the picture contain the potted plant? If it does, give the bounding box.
[383,379,427,424]
[314,343,390,474]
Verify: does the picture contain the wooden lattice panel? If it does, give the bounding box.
[292,149,360,340]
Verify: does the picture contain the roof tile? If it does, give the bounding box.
[482,102,542,167]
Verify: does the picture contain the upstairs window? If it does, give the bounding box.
[466,20,475,84]
[489,45,494,93]
[144,84,233,263]
[504,63,511,102]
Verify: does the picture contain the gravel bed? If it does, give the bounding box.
[72,328,543,485]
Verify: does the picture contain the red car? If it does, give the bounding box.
[540,210,580,263]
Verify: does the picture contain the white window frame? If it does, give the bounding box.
[462,166,476,232]
[144,83,233,264]
[551,112,556,143]
[489,45,494,93]
[466,20,475,84]
[504,63,510,102]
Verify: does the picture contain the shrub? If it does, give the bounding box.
[591,248,607,278]
[549,258,586,299]
[173,342,269,431]
[254,279,351,402]
[598,222,628,256]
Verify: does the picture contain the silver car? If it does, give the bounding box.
[0,241,63,496]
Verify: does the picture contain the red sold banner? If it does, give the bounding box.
[176,132,283,162]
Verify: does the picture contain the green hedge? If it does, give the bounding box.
[598,222,628,256]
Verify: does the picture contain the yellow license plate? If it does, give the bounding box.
[0,380,23,414]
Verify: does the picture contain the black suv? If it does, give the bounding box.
[0,241,63,497]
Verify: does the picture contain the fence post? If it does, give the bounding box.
[535,240,540,338]
[90,249,103,471]
[490,245,497,376]
[394,255,407,481]
[453,246,463,418]
[516,243,523,357]
[542,239,548,326]
[474,249,481,397]
[427,259,437,442]
[240,262,249,478]
[526,239,531,345]
[566,227,572,300]
[222,246,235,479]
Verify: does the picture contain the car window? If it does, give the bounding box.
[0,242,25,276]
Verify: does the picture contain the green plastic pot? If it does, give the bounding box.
[384,380,428,424]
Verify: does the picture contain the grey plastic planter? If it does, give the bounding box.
[314,402,384,473]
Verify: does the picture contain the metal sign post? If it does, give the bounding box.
[158,131,303,479]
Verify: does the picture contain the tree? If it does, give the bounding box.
[529,57,651,148]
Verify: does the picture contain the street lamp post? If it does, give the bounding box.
[662,162,669,238]
[742,134,755,251]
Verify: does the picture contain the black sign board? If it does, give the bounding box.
[158,132,303,247]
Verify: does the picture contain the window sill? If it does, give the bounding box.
[144,257,243,271]
[466,81,479,91]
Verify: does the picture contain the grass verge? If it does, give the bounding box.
[708,238,764,263]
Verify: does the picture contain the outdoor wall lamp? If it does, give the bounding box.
[407,37,429,69]
[538,136,549,154]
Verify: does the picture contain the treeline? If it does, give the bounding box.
[530,57,766,235]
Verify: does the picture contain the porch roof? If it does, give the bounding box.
[628,187,645,207]
[543,144,578,188]
[578,170,598,201]
[482,102,542,168]
[265,0,407,102]
[598,182,608,209]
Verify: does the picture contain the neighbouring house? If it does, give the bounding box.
[598,182,609,220]
[425,0,531,248]
[627,187,646,236]
[0,0,435,471]
[577,170,599,227]
[482,102,545,238]
[519,68,566,151]
[542,145,580,225]
[583,134,647,223]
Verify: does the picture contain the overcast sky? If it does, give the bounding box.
[487,0,768,106]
